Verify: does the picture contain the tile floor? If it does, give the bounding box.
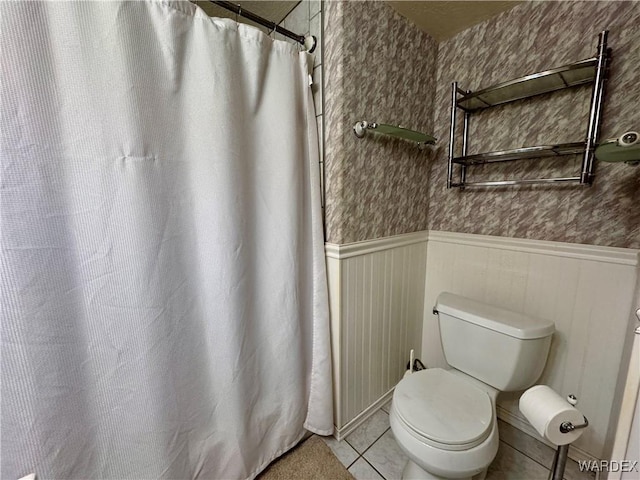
[320,402,596,480]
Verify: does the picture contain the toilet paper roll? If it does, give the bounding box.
[519,385,586,445]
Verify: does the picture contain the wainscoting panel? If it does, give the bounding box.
[326,232,428,437]
[422,231,640,460]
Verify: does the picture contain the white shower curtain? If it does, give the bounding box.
[0,2,332,478]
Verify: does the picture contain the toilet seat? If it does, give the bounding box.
[393,368,493,451]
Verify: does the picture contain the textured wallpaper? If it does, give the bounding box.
[323,1,438,244]
[427,1,640,248]
[323,1,639,248]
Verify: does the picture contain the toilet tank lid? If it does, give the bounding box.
[435,292,555,340]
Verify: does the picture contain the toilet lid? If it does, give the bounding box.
[393,368,493,450]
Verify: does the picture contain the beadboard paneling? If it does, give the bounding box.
[423,231,640,460]
[326,232,427,435]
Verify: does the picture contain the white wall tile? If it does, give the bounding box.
[281,0,323,213]
[310,11,322,64]
[309,0,321,20]
[312,66,322,115]
[316,115,324,162]
[283,1,309,37]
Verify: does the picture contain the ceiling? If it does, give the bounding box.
[386,1,523,41]
[194,1,523,42]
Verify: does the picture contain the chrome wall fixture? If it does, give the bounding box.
[550,394,589,480]
[208,1,317,52]
[447,31,611,189]
[353,121,436,149]
[595,131,640,165]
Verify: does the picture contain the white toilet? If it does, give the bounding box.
[390,292,555,480]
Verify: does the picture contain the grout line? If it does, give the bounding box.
[359,426,391,457]
[344,437,357,452]
[346,454,360,470]
[362,456,388,480]
[344,423,391,457]
[344,409,393,476]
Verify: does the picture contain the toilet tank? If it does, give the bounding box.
[435,292,555,392]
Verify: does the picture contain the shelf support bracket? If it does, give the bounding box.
[447,82,458,189]
[581,30,610,184]
[461,104,471,187]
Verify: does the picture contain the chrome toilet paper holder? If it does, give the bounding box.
[559,415,589,434]
[550,394,589,480]
[559,393,589,434]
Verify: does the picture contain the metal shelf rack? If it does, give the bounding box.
[447,30,611,189]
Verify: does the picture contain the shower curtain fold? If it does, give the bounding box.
[0,2,332,479]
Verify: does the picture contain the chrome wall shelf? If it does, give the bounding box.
[447,31,611,189]
[353,121,436,148]
[456,59,597,112]
[454,143,587,166]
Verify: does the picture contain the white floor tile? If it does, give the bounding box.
[380,400,392,414]
[348,458,384,480]
[497,420,594,480]
[320,435,359,468]
[362,429,408,480]
[346,410,390,454]
[338,415,581,480]
[497,420,555,467]
[487,440,550,480]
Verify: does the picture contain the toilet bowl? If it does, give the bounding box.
[389,292,554,480]
[390,368,498,479]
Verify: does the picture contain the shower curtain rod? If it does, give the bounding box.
[208,1,317,52]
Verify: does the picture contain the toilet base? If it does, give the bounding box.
[402,459,451,480]
[401,460,488,480]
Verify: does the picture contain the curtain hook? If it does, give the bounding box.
[236,4,241,22]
